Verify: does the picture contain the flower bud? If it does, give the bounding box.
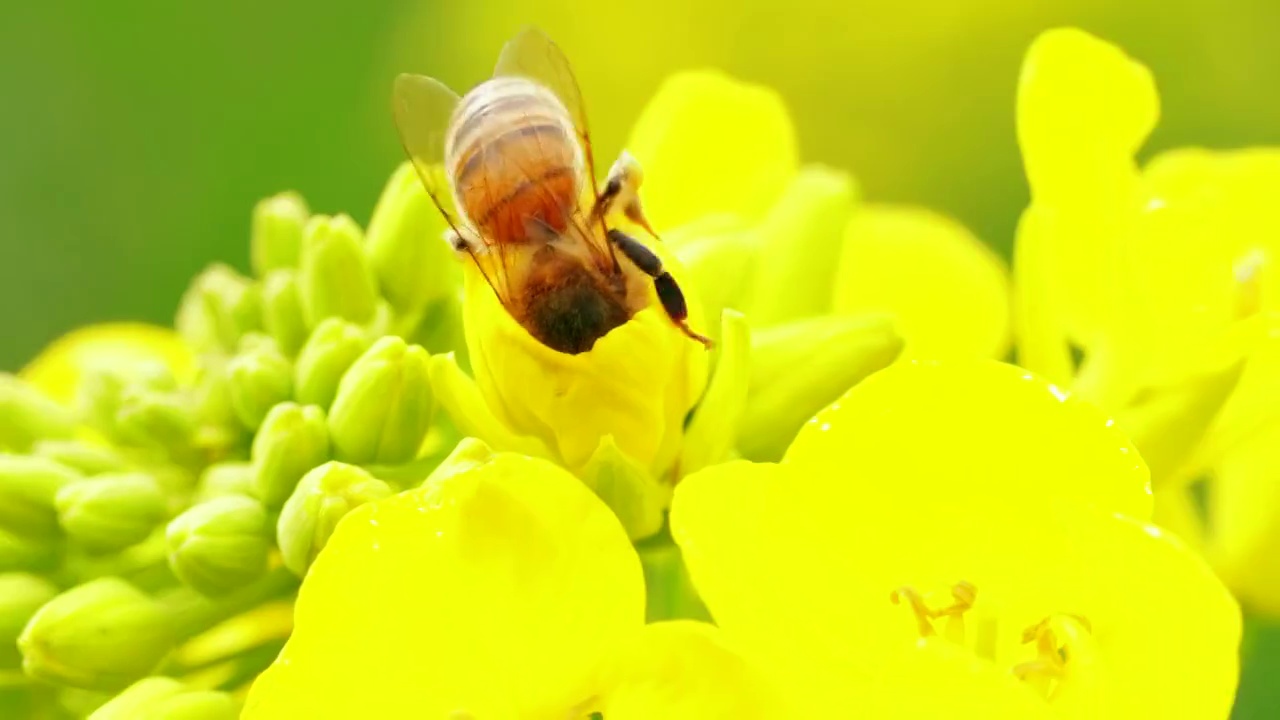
[18,577,176,691]
[0,526,59,573]
[0,454,83,540]
[166,496,271,596]
[193,461,255,503]
[187,358,247,455]
[681,310,750,474]
[0,374,75,452]
[298,214,378,328]
[328,337,434,465]
[365,161,456,313]
[736,313,903,461]
[668,215,755,341]
[90,677,238,720]
[251,191,309,277]
[251,403,330,508]
[0,573,58,669]
[745,167,857,327]
[293,318,369,409]
[175,264,262,353]
[226,342,293,431]
[32,439,126,475]
[459,250,708,477]
[277,461,392,576]
[55,473,168,553]
[580,436,666,541]
[113,387,196,456]
[421,437,496,487]
[260,270,309,356]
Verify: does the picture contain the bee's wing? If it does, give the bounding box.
[392,73,512,306]
[493,26,617,268]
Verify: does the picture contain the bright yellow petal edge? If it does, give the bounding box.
[671,359,1240,718]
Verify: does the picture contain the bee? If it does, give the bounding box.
[391,26,711,354]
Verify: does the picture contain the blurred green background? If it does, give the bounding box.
[2,1,1279,713]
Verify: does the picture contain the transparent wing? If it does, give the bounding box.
[392,73,511,304]
[493,26,616,265]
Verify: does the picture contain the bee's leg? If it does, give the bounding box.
[607,228,712,348]
[594,151,660,240]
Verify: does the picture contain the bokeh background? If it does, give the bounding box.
[3,1,1279,714]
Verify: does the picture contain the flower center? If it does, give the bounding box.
[891,581,1096,703]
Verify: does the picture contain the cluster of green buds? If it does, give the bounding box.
[0,164,466,718]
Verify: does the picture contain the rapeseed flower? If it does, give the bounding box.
[672,360,1241,718]
[1012,26,1280,613]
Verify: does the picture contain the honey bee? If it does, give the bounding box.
[391,26,711,354]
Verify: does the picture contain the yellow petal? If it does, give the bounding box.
[865,642,1056,720]
[1206,421,1280,615]
[785,359,1151,521]
[461,253,708,478]
[833,204,1011,360]
[625,70,797,233]
[599,621,783,719]
[1015,28,1156,348]
[243,453,645,719]
[20,323,195,406]
[1051,513,1241,720]
[1017,27,1157,211]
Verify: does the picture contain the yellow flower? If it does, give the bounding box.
[1012,26,1280,613]
[446,68,1010,492]
[242,448,775,718]
[670,360,1240,718]
[20,323,194,407]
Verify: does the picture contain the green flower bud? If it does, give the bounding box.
[188,359,246,456]
[669,214,756,340]
[251,191,309,277]
[166,496,271,596]
[681,310,751,475]
[293,318,369,409]
[18,577,176,691]
[78,363,175,440]
[746,167,858,327]
[298,214,378,327]
[55,473,168,553]
[114,388,196,456]
[251,403,330,508]
[0,454,82,540]
[0,573,58,669]
[89,676,239,720]
[32,439,126,475]
[328,337,434,465]
[0,526,59,573]
[737,313,903,461]
[260,269,309,357]
[0,374,75,452]
[226,342,293,431]
[580,436,666,541]
[277,461,392,576]
[193,462,254,503]
[366,161,456,313]
[175,264,262,353]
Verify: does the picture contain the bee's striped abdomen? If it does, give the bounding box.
[445,76,584,244]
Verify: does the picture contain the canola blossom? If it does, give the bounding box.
[0,22,1257,720]
[1013,27,1280,615]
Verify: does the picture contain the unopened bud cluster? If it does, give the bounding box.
[0,164,461,716]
